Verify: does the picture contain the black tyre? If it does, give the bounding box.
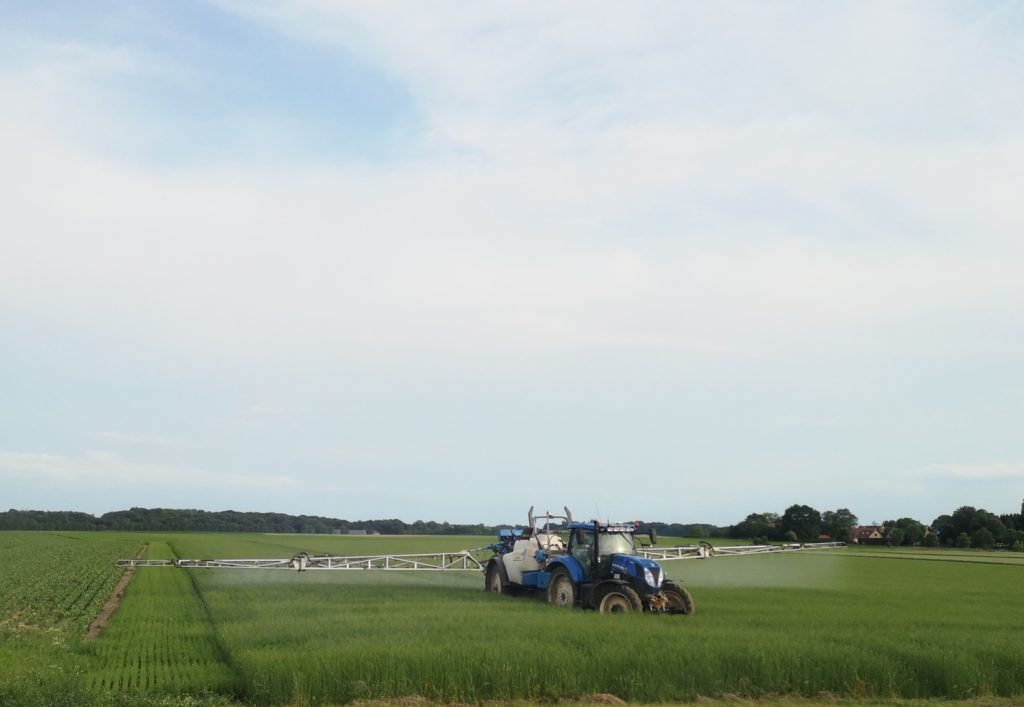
[485,561,505,594]
[546,567,576,608]
[595,584,642,614]
[662,581,695,614]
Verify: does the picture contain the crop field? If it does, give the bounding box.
[2,531,1024,706]
[80,540,239,695]
[0,531,145,705]
[0,532,142,638]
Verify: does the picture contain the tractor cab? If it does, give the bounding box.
[567,522,640,578]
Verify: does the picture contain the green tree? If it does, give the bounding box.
[889,517,925,546]
[933,506,1008,545]
[781,504,822,542]
[969,510,1008,543]
[730,512,780,541]
[955,532,972,548]
[931,513,956,545]
[822,508,858,542]
[921,532,939,548]
[971,527,996,550]
[887,528,906,546]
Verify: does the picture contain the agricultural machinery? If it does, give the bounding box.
[482,506,692,614]
[118,505,845,615]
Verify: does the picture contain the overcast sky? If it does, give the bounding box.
[2,1,1023,526]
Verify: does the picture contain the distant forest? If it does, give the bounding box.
[2,503,1021,549]
[0,507,722,537]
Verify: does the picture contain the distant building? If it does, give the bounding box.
[347,529,380,536]
[852,525,885,544]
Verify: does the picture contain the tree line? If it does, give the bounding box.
[0,508,735,537]
[729,501,1024,551]
[0,507,502,535]
[3,502,1023,550]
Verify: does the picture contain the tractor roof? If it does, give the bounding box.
[567,521,639,533]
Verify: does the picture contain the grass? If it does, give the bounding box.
[3,531,1024,705]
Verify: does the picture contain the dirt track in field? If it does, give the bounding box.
[84,543,147,640]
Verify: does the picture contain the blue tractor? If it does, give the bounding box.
[484,507,694,614]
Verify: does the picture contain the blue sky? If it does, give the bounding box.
[0,0,416,162]
[2,1,1023,526]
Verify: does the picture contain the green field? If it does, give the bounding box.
[2,531,1023,706]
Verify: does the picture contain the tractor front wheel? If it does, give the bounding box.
[546,568,576,608]
[595,585,642,614]
[662,582,695,614]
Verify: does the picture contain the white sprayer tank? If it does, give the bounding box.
[501,533,564,584]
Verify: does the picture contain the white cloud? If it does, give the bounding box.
[93,432,177,448]
[0,452,74,479]
[1,181,1019,368]
[248,403,295,417]
[3,5,1020,370]
[0,450,304,490]
[0,450,153,484]
[208,3,1024,141]
[221,473,304,490]
[929,463,1024,480]
[3,130,1021,363]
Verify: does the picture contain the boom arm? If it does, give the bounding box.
[116,543,844,572]
[640,541,846,561]
[117,551,486,572]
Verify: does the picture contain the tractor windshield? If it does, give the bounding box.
[597,532,635,556]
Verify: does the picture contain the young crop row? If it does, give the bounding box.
[0,532,141,638]
[0,531,146,707]
[186,542,1024,705]
[82,541,239,698]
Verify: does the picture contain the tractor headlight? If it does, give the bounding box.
[643,567,662,588]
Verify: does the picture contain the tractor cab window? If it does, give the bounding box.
[570,529,595,570]
[597,532,635,557]
[571,529,594,553]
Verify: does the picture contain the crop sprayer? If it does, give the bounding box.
[117,506,845,614]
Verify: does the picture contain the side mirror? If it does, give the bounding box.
[648,528,658,546]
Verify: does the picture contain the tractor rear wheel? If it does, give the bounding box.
[595,585,642,614]
[485,561,504,593]
[662,582,695,614]
[546,568,576,608]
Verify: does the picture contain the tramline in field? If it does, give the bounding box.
[117,506,845,614]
